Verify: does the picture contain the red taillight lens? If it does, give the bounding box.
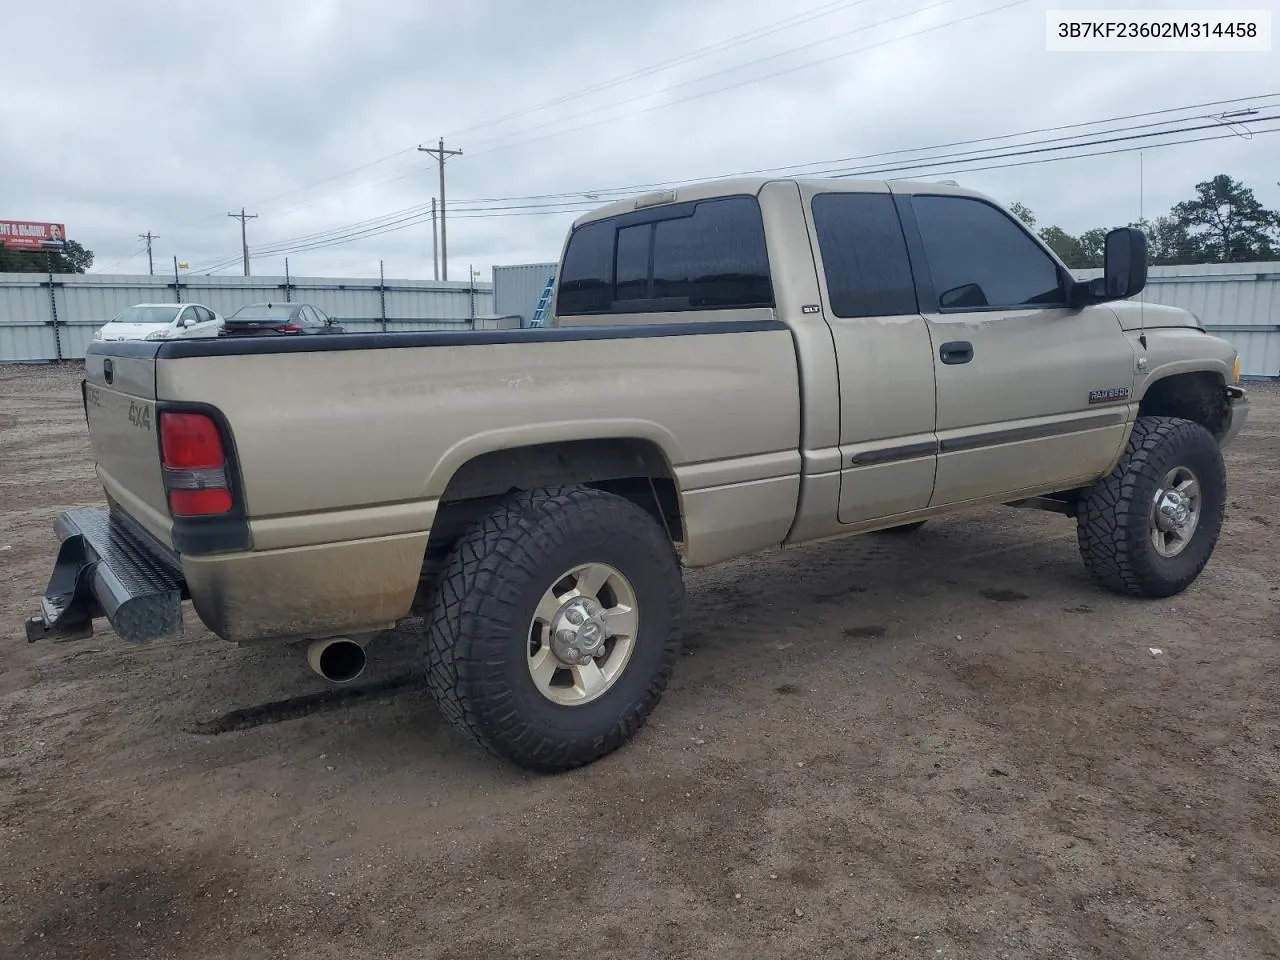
[169,489,234,516]
[160,412,224,469]
[158,411,233,517]
[275,324,303,333]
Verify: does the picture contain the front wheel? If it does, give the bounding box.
[1076,416,1226,598]
[423,486,685,772]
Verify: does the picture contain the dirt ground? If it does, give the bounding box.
[0,362,1276,960]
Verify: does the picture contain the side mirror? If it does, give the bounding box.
[1101,226,1148,300]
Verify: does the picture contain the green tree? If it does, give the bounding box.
[1008,201,1037,229]
[0,239,95,274]
[1130,216,1200,265]
[1170,173,1279,262]
[61,240,94,273]
[1075,228,1108,269]
[1037,225,1085,267]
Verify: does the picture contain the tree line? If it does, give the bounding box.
[1010,173,1279,269]
[0,241,94,274]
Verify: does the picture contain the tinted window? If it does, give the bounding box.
[555,195,773,315]
[615,223,650,302]
[811,193,916,318]
[649,197,772,309]
[556,220,613,315]
[913,196,1064,310]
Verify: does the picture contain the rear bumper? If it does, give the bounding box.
[25,507,188,644]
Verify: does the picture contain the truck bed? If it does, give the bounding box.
[66,319,804,643]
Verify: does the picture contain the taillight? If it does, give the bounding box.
[158,411,233,516]
[275,324,303,333]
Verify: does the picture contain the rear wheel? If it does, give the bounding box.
[1076,416,1226,598]
[423,486,684,772]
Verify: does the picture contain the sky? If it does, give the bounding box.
[3,0,1278,282]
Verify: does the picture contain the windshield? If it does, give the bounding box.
[110,306,179,325]
[229,304,295,320]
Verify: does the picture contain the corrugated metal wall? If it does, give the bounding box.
[1076,262,1279,379]
[492,262,557,326]
[0,272,494,361]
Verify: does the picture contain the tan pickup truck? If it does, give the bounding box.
[26,176,1249,771]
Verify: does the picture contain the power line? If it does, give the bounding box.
[96,243,148,274]
[443,90,1280,207]
[464,0,1029,159]
[445,0,876,140]
[203,0,881,224]
[204,0,999,222]
[189,113,1280,271]
[463,0,958,155]
[197,94,1279,266]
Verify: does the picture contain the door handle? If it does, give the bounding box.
[939,341,973,365]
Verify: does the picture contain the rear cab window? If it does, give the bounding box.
[556,195,774,317]
[810,192,917,318]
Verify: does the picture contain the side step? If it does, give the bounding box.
[25,507,187,644]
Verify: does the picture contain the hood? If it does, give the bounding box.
[1107,300,1200,332]
[95,323,174,342]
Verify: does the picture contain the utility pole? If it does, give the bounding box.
[138,231,159,275]
[227,207,258,277]
[431,197,439,282]
[417,138,461,280]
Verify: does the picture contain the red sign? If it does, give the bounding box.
[0,220,66,251]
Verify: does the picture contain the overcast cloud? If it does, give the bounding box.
[3,0,1277,281]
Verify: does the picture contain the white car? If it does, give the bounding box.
[93,303,223,342]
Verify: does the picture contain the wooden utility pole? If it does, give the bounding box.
[417,139,461,280]
[431,197,439,282]
[138,231,158,275]
[227,208,258,276]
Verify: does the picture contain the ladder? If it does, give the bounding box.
[529,275,555,327]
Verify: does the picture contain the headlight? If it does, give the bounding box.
[144,329,170,341]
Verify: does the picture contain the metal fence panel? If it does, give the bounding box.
[0,272,494,361]
[0,321,58,361]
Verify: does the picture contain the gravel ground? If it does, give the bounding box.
[0,363,1277,960]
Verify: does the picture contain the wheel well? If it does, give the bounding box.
[1138,372,1229,440]
[415,439,684,608]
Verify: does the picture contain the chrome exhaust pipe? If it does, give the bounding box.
[307,637,367,684]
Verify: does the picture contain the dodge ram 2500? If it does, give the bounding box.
[25,176,1249,772]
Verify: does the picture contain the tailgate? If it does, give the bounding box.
[83,345,173,548]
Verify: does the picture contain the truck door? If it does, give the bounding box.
[895,189,1135,506]
[800,184,939,524]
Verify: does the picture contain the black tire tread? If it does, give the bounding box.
[1076,415,1226,598]
[422,485,684,772]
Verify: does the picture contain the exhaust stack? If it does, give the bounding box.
[307,637,367,684]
